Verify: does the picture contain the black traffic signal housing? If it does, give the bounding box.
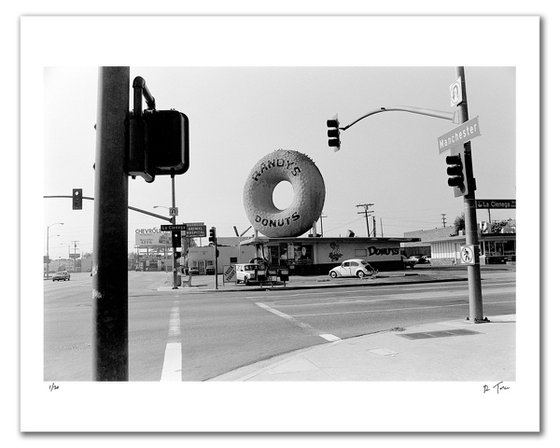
[173,250,182,260]
[209,227,216,245]
[72,188,83,210]
[326,118,341,151]
[171,230,182,248]
[144,109,189,176]
[445,148,468,197]
[127,109,189,182]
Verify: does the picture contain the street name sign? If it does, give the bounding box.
[438,116,481,153]
[161,224,187,231]
[476,199,516,209]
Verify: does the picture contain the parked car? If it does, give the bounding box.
[235,263,261,284]
[188,267,200,275]
[416,255,430,264]
[401,255,417,268]
[329,259,377,278]
[205,266,215,275]
[52,271,70,281]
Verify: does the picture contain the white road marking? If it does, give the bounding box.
[255,302,341,342]
[319,334,341,342]
[160,302,182,381]
[292,300,515,318]
[265,287,515,309]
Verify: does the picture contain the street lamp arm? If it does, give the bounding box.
[340,105,458,131]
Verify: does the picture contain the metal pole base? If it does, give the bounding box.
[466,316,491,324]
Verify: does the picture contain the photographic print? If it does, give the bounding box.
[21,16,539,433]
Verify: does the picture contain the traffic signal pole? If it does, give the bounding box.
[329,67,485,323]
[455,66,485,322]
[92,67,130,380]
[171,174,179,289]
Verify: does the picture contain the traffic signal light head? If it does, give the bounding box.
[143,110,189,176]
[445,149,468,197]
[171,230,182,248]
[72,188,83,210]
[127,109,189,182]
[326,118,341,151]
[209,227,216,244]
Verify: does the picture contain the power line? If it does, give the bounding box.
[356,203,375,237]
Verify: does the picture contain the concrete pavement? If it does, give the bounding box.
[210,314,515,381]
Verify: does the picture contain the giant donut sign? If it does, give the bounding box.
[243,149,326,238]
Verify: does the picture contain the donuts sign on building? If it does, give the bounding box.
[243,149,326,238]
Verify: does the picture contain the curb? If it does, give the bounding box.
[157,275,468,293]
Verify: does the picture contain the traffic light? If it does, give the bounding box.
[143,109,189,176]
[171,230,182,248]
[326,118,341,151]
[127,109,189,182]
[72,188,83,210]
[445,149,468,197]
[209,227,216,245]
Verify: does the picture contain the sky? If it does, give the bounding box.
[43,66,516,259]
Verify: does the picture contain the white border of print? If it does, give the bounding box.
[20,16,539,432]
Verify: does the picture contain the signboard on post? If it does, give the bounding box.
[460,244,476,265]
[476,199,516,209]
[438,116,481,153]
[450,77,463,106]
[184,223,207,238]
[161,224,187,231]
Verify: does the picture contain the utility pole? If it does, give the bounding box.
[441,213,447,228]
[356,203,374,237]
[71,240,79,272]
[455,66,485,323]
[92,67,129,381]
[319,213,327,236]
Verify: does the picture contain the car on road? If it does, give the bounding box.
[329,259,377,279]
[235,263,261,284]
[205,266,215,275]
[188,267,200,275]
[52,271,70,281]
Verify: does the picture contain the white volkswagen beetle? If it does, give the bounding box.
[329,259,377,278]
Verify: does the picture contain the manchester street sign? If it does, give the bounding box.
[438,116,481,153]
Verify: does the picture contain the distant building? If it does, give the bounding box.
[402,224,516,265]
[239,235,419,275]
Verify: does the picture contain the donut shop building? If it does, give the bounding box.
[241,235,419,275]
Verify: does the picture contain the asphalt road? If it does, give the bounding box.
[43,269,515,381]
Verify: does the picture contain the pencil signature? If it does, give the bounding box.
[483,381,510,395]
[48,382,59,392]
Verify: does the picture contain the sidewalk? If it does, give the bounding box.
[210,314,516,381]
[156,268,471,293]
